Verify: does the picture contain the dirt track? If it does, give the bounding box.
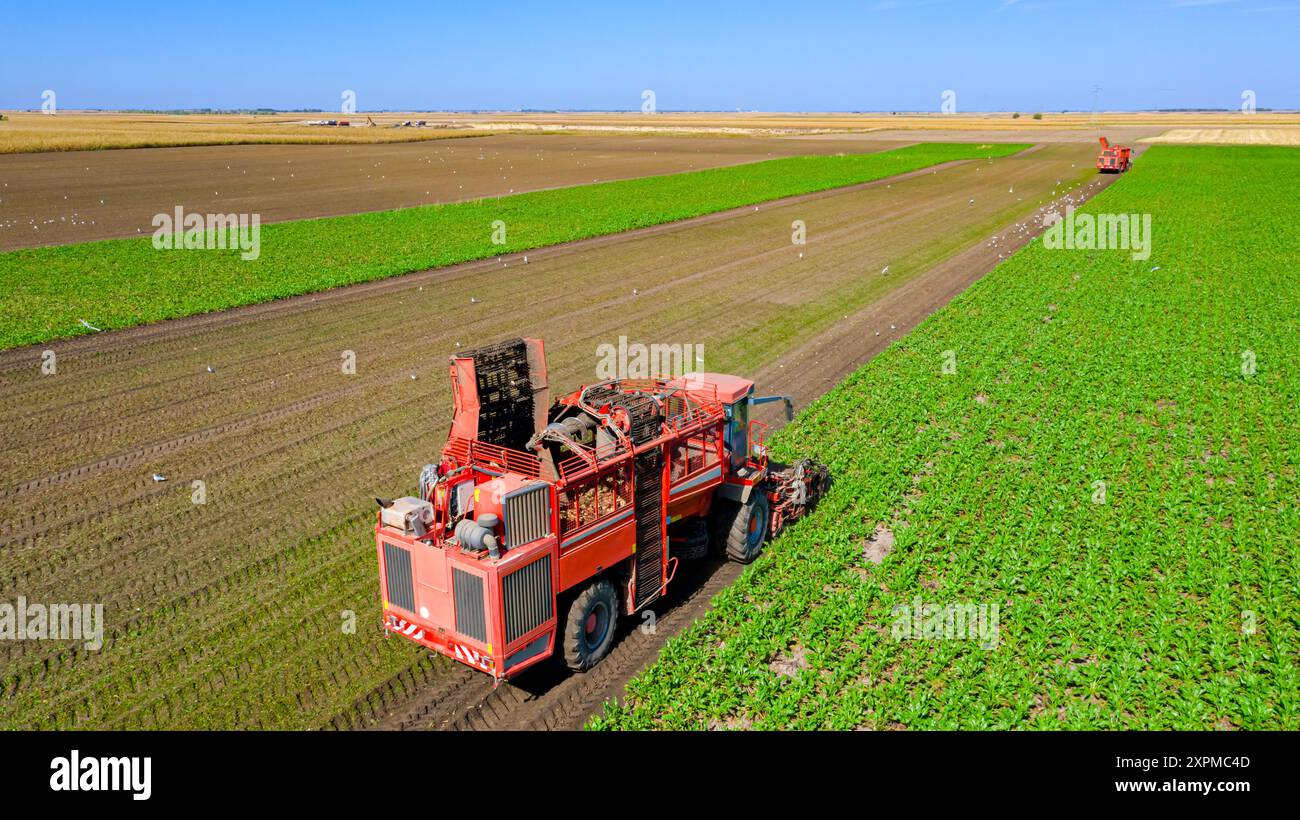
[0,142,1119,730]
[0,133,905,250]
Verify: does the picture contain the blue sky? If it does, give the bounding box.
[2,0,1296,112]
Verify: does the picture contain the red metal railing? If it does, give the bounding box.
[445,436,542,478]
[617,378,724,429]
[556,440,629,481]
[445,380,725,483]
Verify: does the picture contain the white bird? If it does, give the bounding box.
[152,474,167,482]
[881,265,889,274]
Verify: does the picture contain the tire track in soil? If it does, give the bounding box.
[369,559,742,731]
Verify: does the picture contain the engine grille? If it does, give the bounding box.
[382,542,415,613]
[502,555,553,644]
[504,484,551,548]
[453,568,487,643]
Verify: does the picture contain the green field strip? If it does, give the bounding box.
[0,142,1025,350]
[591,145,1300,730]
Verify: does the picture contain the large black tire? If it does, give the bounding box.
[560,578,618,671]
[713,493,771,564]
[708,498,739,557]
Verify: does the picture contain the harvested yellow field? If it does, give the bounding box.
[5,110,1300,154]
[1142,127,1300,146]
[0,111,483,154]
[432,110,1300,134]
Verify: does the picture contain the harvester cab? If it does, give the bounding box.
[1096,136,1133,173]
[375,338,828,681]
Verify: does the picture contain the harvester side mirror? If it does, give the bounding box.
[749,393,795,422]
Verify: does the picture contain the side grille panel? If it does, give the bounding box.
[453,568,487,643]
[502,555,553,644]
[504,484,552,548]
[382,542,415,612]
[633,449,664,609]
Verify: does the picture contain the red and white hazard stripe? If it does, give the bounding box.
[453,642,493,670]
[386,614,425,642]
[387,614,493,671]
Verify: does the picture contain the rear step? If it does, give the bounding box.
[633,449,664,609]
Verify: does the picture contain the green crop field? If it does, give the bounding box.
[0,143,1024,351]
[592,145,1300,730]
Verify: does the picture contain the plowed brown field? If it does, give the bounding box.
[0,142,1122,729]
[0,133,905,250]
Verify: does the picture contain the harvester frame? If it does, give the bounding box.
[375,338,826,681]
[1096,136,1133,173]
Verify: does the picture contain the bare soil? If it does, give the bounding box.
[0,133,905,250]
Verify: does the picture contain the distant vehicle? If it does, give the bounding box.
[1096,136,1133,173]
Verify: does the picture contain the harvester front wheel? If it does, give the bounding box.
[717,493,770,564]
[560,578,618,671]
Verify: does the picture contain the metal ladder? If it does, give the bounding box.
[632,449,664,609]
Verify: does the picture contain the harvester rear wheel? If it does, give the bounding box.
[715,493,770,564]
[560,578,618,671]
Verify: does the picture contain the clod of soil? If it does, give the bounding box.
[768,645,811,678]
[862,523,896,565]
